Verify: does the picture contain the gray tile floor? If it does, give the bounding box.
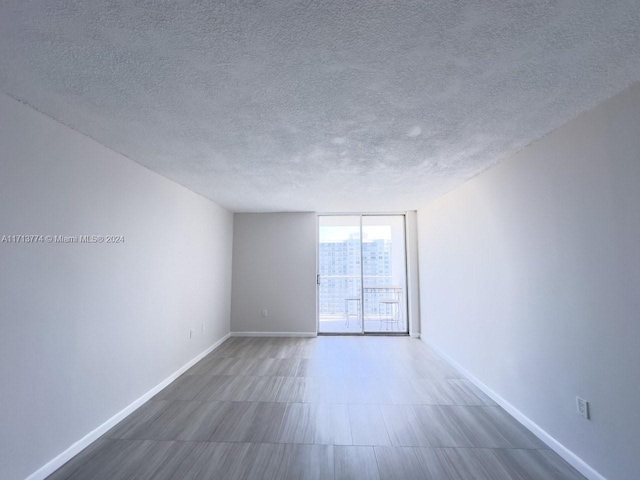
[48,336,585,479]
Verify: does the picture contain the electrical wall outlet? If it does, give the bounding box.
[576,397,589,419]
[201,322,205,332]
[189,329,193,339]
[262,309,268,317]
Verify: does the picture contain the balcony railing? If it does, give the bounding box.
[318,275,402,317]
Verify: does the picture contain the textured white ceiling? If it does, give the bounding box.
[1,1,640,212]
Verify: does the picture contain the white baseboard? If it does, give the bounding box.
[26,332,231,480]
[230,331,317,337]
[410,332,421,338]
[423,339,606,480]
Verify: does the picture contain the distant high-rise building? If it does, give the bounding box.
[319,236,392,315]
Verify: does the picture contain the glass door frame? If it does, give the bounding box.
[316,213,409,335]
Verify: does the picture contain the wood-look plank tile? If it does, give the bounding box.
[210,401,286,443]
[410,379,495,406]
[245,443,334,480]
[299,358,359,379]
[248,376,286,401]
[400,359,460,380]
[313,404,352,445]
[412,405,476,447]
[57,440,193,480]
[57,440,152,480]
[192,375,237,401]
[349,378,393,404]
[184,356,236,375]
[112,401,227,442]
[414,447,512,480]
[278,402,315,444]
[152,374,208,401]
[249,358,301,376]
[278,403,352,445]
[373,446,427,480]
[46,439,111,480]
[443,406,545,449]
[281,444,334,480]
[379,404,430,446]
[296,358,315,377]
[210,338,259,358]
[383,377,429,405]
[103,400,170,439]
[244,442,289,479]
[334,446,380,480]
[135,441,200,480]
[349,404,392,446]
[301,376,324,403]
[170,442,254,480]
[244,443,334,480]
[473,407,546,449]
[494,448,587,480]
[117,401,202,440]
[203,357,260,376]
[47,337,584,480]
[175,401,234,441]
[218,375,285,401]
[448,379,496,406]
[275,377,308,402]
[313,377,354,403]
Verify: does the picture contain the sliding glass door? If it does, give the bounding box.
[317,215,408,334]
[317,216,363,333]
[361,215,407,333]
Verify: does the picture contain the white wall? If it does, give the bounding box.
[231,213,317,335]
[0,93,234,480]
[417,82,640,480]
[405,211,420,336]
